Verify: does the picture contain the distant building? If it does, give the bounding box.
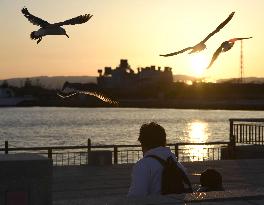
[97,59,173,89]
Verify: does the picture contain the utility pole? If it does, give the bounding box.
[240,40,244,83]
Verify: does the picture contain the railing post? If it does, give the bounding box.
[88,138,91,152]
[229,119,234,143]
[229,119,236,159]
[114,146,118,164]
[4,141,8,154]
[174,144,179,161]
[48,148,52,159]
[87,138,91,165]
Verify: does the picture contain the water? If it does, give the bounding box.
[0,107,263,147]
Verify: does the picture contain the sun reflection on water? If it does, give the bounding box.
[187,121,209,161]
[189,121,208,142]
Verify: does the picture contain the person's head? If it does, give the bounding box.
[200,169,223,191]
[138,122,166,154]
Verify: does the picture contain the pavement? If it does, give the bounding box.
[53,159,264,204]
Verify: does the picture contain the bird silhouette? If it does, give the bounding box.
[160,12,235,57]
[206,37,252,69]
[21,7,93,44]
[57,86,118,105]
[57,91,118,105]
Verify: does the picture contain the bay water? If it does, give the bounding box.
[0,107,263,148]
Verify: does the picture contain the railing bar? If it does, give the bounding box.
[242,124,245,143]
[262,126,264,145]
[235,124,238,142]
[258,125,260,144]
[239,125,242,143]
[73,152,75,165]
[252,125,254,143]
[246,124,248,143]
[0,141,230,152]
[68,152,70,166]
[249,125,252,143]
[229,118,264,122]
[80,152,81,165]
[55,153,58,166]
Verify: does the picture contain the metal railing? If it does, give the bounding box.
[230,118,264,145]
[0,140,229,166]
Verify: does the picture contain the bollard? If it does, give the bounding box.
[48,148,52,159]
[114,146,118,164]
[5,141,8,154]
[87,138,91,165]
[88,138,91,152]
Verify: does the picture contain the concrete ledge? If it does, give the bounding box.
[221,145,264,159]
[88,151,112,165]
[0,153,52,205]
[54,188,264,205]
[52,159,264,203]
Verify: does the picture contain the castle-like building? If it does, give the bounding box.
[97,59,173,89]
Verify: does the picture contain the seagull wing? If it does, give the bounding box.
[228,37,252,42]
[206,44,224,69]
[21,7,50,27]
[201,12,235,44]
[58,89,118,105]
[160,47,193,57]
[81,91,119,105]
[53,14,93,27]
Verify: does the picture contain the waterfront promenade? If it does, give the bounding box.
[53,159,264,204]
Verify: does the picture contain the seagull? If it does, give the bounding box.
[58,84,118,105]
[57,91,118,105]
[206,37,252,69]
[160,12,235,57]
[21,7,93,44]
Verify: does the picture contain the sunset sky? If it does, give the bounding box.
[0,0,263,81]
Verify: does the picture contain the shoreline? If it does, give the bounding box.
[3,99,264,111]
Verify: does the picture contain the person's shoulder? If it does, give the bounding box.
[133,156,160,169]
[135,157,153,166]
[131,158,152,176]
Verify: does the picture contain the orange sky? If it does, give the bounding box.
[0,0,263,81]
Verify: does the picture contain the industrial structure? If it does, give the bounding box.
[97,59,173,89]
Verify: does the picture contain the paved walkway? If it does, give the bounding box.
[53,159,264,204]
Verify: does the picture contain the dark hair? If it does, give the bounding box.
[200,169,223,191]
[138,122,166,149]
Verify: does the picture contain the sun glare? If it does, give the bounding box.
[189,121,208,142]
[187,121,209,161]
[189,53,208,77]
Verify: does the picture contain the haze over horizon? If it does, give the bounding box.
[1,0,263,82]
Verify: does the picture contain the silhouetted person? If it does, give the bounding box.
[128,122,192,196]
[197,169,224,192]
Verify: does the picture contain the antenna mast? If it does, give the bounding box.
[240,40,244,83]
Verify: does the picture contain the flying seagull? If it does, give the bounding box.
[58,84,118,105]
[160,12,235,57]
[21,7,93,44]
[57,90,119,105]
[206,37,252,69]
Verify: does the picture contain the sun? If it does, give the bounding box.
[189,53,208,77]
